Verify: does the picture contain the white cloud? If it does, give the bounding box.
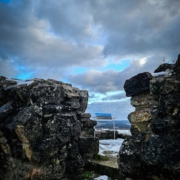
[0,58,18,78]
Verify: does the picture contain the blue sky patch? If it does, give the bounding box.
[0,0,11,3]
[100,59,131,71]
[72,67,88,74]
[15,72,34,80]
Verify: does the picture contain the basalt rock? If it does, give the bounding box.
[119,54,180,180]
[0,77,98,180]
[124,72,153,97]
[173,54,180,76]
[154,63,174,73]
[118,133,144,178]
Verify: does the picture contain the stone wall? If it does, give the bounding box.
[118,54,180,180]
[0,77,98,180]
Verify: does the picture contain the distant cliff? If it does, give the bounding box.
[118,54,180,180]
[0,77,98,180]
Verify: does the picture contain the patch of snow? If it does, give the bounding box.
[94,175,110,180]
[117,129,131,135]
[95,128,110,132]
[98,138,124,156]
[17,79,34,85]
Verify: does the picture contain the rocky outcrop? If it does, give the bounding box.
[154,63,174,73]
[0,77,98,180]
[124,72,153,97]
[119,54,180,180]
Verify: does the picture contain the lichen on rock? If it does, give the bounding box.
[0,77,98,180]
[119,54,180,180]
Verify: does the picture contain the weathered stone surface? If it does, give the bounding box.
[0,77,98,180]
[131,92,158,109]
[150,76,164,100]
[142,134,180,180]
[154,63,174,73]
[173,54,180,76]
[156,77,180,95]
[118,134,144,179]
[79,137,99,157]
[128,109,153,135]
[124,72,153,97]
[81,119,97,137]
[120,54,180,180]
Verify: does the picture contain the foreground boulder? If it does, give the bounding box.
[0,77,98,180]
[119,54,180,180]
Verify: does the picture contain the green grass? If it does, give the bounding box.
[73,171,95,180]
[92,154,109,161]
[103,150,114,155]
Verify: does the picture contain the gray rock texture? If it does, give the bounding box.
[154,63,174,73]
[124,72,153,97]
[119,54,180,180]
[0,77,98,180]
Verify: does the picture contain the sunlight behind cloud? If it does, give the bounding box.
[139,57,147,66]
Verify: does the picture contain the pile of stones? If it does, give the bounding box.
[0,77,98,180]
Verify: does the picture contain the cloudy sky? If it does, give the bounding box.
[0,0,180,120]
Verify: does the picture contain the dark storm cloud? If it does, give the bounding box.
[87,0,180,57]
[0,0,179,84]
[0,0,104,78]
[35,0,94,42]
[67,53,172,94]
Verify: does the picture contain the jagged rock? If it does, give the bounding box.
[118,134,144,179]
[124,72,153,97]
[131,92,158,110]
[0,77,98,180]
[154,63,174,73]
[79,136,99,157]
[149,76,164,100]
[119,54,180,180]
[173,54,180,76]
[128,109,153,135]
[141,134,180,180]
[117,133,131,139]
[81,119,97,137]
[151,115,180,134]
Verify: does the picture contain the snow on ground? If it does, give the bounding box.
[117,129,131,135]
[95,129,131,136]
[94,175,111,180]
[99,138,124,156]
[95,137,125,179]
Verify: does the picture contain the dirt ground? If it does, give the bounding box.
[91,156,118,169]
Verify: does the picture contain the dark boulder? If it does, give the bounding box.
[173,54,180,76]
[0,77,98,180]
[118,134,144,178]
[124,72,153,97]
[141,134,180,180]
[154,63,174,73]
